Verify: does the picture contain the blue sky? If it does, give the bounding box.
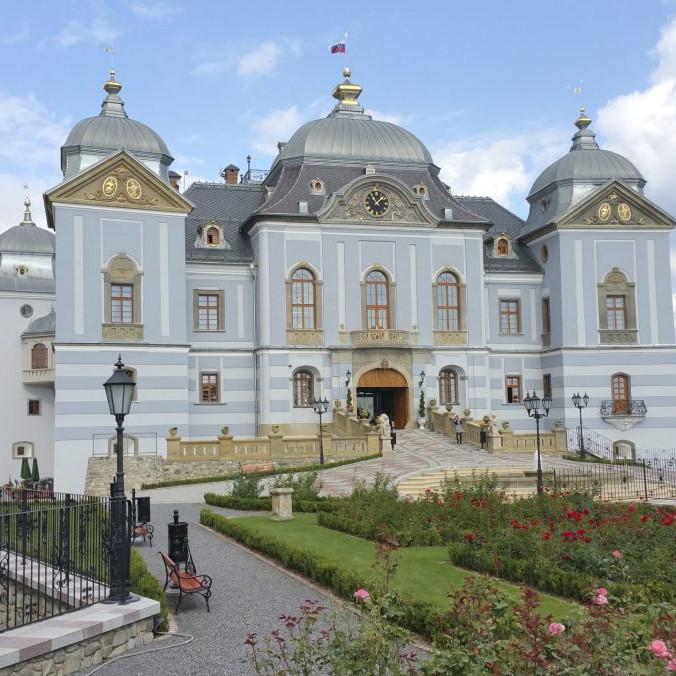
[2,0,676,283]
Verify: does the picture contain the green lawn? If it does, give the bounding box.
[233,513,577,619]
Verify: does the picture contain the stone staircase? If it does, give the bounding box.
[397,466,546,498]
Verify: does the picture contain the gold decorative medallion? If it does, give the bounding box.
[617,203,632,222]
[597,203,611,221]
[126,178,142,200]
[102,176,118,197]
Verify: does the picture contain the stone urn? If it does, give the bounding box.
[502,420,511,430]
[334,400,343,410]
[220,425,230,436]
[168,427,178,437]
[445,403,454,413]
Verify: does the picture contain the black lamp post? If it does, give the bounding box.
[103,355,136,604]
[523,390,551,495]
[313,397,329,465]
[571,392,589,459]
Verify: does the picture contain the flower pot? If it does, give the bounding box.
[418,418,426,430]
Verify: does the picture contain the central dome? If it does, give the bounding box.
[276,68,433,166]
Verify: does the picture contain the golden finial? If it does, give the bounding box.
[21,197,34,226]
[332,67,362,106]
[575,107,592,130]
[343,67,351,81]
[104,69,122,96]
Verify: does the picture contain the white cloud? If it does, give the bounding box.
[195,39,304,79]
[1,21,29,45]
[251,105,303,156]
[0,92,68,234]
[53,18,120,48]
[126,2,182,19]
[237,41,281,77]
[365,109,403,125]
[433,130,561,215]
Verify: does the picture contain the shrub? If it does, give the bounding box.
[203,492,341,513]
[272,471,323,501]
[130,548,167,631]
[230,475,264,498]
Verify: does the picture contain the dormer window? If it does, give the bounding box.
[206,226,220,246]
[497,238,509,256]
[413,183,427,198]
[310,178,325,195]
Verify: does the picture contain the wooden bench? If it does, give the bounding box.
[132,523,154,546]
[160,552,212,613]
[240,462,275,475]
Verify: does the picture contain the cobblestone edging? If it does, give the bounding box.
[0,596,160,674]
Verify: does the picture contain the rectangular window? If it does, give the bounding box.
[542,374,552,398]
[111,284,134,324]
[499,299,521,335]
[606,296,626,330]
[506,376,521,403]
[27,399,41,416]
[200,373,219,403]
[198,293,220,331]
[542,298,551,334]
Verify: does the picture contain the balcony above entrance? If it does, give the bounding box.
[350,329,410,347]
[600,399,647,431]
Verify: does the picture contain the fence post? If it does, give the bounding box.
[553,469,557,494]
[20,489,28,565]
[642,460,649,501]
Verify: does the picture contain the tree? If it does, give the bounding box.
[20,457,32,483]
[418,390,426,419]
[31,457,40,483]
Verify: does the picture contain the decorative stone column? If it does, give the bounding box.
[367,427,380,454]
[218,426,234,460]
[553,420,567,452]
[270,487,294,521]
[268,426,284,459]
[166,429,182,461]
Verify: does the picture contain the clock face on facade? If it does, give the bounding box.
[364,189,390,217]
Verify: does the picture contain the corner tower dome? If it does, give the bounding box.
[524,109,646,235]
[61,70,174,181]
[274,68,434,168]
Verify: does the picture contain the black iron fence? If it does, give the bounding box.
[0,493,111,633]
[551,459,676,501]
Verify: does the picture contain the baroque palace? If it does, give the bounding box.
[2,68,675,492]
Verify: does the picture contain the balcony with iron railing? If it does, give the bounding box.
[600,400,647,417]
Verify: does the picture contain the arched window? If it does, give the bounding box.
[365,270,389,329]
[206,226,220,246]
[597,268,636,343]
[31,343,48,369]
[497,238,509,256]
[439,369,458,405]
[291,268,316,329]
[437,272,460,331]
[104,254,142,340]
[611,374,630,414]
[293,370,314,407]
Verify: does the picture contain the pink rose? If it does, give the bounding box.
[612,550,622,559]
[667,658,676,671]
[592,594,609,605]
[353,588,370,601]
[648,639,671,660]
[597,587,608,596]
[548,622,566,636]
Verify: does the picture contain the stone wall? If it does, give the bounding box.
[0,579,68,632]
[5,616,154,675]
[85,455,165,495]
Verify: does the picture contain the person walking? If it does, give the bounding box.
[454,416,463,444]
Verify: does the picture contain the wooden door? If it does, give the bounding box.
[612,374,629,414]
[393,389,408,430]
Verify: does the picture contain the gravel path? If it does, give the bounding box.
[77,503,336,676]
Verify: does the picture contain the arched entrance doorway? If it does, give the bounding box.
[357,368,408,430]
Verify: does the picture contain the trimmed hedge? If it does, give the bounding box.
[203,493,342,513]
[199,508,443,640]
[130,548,167,631]
[141,452,381,490]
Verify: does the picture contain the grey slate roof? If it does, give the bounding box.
[183,182,265,262]
[454,196,542,274]
[0,223,55,254]
[23,308,55,335]
[259,163,487,224]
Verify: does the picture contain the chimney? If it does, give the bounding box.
[168,170,181,192]
[223,164,240,185]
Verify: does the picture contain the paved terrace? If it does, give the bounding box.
[137,428,581,503]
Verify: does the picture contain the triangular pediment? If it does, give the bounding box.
[318,174,438,226]
[556,180,674,231]
[44,150,193,228]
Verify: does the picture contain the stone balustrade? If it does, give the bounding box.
[426,403,568,453]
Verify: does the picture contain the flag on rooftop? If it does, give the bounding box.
[330,33,347,54]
